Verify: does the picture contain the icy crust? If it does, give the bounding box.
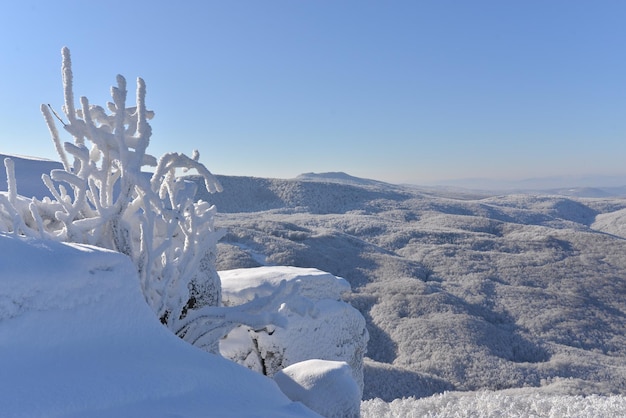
[219,266,368,395]
[0,234,319,418]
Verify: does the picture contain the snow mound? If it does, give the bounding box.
[219,267,368,394]
[274,359,361,418]
[0,234,319,418]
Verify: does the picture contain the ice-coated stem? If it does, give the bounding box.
[41,104,71,171]
[3,158,17,204]
[61,47,77,128]
[135,77,151,158]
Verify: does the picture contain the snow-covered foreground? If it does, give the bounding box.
[0,234,320,418]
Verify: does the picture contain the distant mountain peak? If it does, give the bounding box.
[296,172,386,187]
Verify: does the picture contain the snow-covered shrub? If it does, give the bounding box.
[0,47,224,332]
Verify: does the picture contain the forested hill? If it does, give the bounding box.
[193,173,414,214]
[192,172,626,401]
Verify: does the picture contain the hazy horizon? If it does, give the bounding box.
[4,151,626,194]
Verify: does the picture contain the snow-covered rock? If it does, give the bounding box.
[219,266,368,395]
[0,234,319,418]
[274,359,361,418]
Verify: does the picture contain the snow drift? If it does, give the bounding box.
[0,234,319,417]
[275,359,361,418]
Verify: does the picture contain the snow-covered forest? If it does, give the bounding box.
[203,172,626,401]
[2,48,626,417]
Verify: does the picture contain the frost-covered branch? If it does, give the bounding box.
[173,280,291,353]
[0,47,226,336]
[4,158,17,204]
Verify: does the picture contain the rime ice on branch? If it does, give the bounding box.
[2,47,225,332]
[0,48,310,353]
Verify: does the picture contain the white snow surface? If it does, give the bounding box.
[274,359,361,418]
[220,266,351,304]
[0,234,319,418]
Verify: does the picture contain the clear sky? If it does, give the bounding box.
[1,1,626,185]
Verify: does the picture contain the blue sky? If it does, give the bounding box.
[2,1,626,184]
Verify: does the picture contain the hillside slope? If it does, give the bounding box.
[194,174,626,400]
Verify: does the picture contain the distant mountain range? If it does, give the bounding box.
[421,175,626,197]
[2,153,625,199]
